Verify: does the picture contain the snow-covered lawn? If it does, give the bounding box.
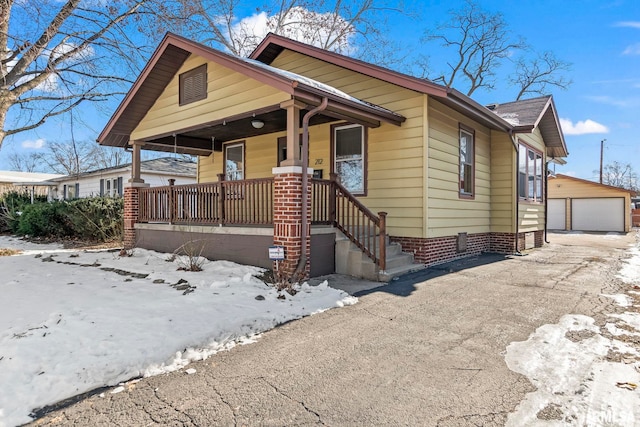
[0,236,356,427]
[505,239,640,426]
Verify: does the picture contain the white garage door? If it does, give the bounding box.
[571,198,624,232]
[548,199,566,230]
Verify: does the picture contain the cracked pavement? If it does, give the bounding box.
[29,232,636,426]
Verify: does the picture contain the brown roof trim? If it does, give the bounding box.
[250,33,528,132]
[552,174,635,194]
[250,33,449,98]
[444,88,514,131]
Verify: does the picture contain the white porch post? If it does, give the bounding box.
[279,99,306,166]
[129,140,145,183]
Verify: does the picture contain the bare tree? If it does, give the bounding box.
[421,0,571,98]
[36,139,99,175]
[512,51,572,100]
[162,0,402,58]
[596,161,639,191]
[0,0,168,149]
[7,150,42,172]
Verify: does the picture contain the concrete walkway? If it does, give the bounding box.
[31,232,637,426]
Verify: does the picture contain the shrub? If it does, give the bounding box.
[66,197,123,241]
[7,196,123,242]
[0,190,47,233]
[15,201,72,237]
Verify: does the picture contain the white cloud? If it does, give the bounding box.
[559,118,609,135]
[622,43,640,55]
[615,21,640,29]
[21,138,45,149]
[227,7,356,57]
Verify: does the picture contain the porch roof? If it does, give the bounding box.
[98,33,405,154]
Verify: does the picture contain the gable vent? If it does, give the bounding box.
[179,64,207,105]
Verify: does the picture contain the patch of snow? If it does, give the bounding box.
[617,247,640,285]
[605,323,640,337]
[601,293,633,307]
[110,386,125,394]
[0,236,356,426]
[185,368,197,375]
[608,312,640,331]
[505,315,640,426]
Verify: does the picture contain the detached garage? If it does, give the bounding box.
[548,174,634,232]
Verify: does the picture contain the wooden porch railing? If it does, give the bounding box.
[139,178,273,225]
[138,175,387,270]
[312,176,387,271]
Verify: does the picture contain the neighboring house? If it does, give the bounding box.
[97,33,567,281]
[548,174,635,233]
[1,171,63,201]
[51,158,197,200]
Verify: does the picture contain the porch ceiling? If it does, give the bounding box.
[139,108,339,155]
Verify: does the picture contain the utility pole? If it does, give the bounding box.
[599,139,606,184]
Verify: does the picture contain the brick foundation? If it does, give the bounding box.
[272,168,311,282]
[390,230,545,267]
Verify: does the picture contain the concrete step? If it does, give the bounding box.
[384,252,415,270]
[378,263,428,282]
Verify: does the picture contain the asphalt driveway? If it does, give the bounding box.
[31,232,638,426]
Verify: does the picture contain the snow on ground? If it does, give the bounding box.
[0,236,356,427]
[505,238,640,426]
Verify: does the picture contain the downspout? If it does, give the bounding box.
[293,97,328,281]
[544,160,550,244]
[513,131,522,255]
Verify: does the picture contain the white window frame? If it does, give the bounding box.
[333,124,365,195]
[225,142,245,181]
[459,126,475,198]
[518,142,544,203]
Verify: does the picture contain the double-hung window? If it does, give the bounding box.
[459,125,475,197]
[518,143,543,202]
[333,124,365,195]
[225,143,245,181]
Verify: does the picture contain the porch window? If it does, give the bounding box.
[225,143,245,180]
[459,125,474,197]
[333,124,365,195]
[179,64,207,105]
[518,143,543,202]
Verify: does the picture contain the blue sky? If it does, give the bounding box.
[1,0,639,182]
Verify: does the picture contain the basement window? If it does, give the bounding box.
[179,64,207,105]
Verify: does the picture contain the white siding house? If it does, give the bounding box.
[51,158,196,199]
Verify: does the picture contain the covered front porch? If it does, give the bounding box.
[132,173,388,279]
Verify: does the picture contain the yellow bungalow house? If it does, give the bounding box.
[98,33,567,282]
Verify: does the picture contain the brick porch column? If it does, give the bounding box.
[272,166,312,282]
[123,182,149,249]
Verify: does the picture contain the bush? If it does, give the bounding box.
[5,195,123,242]
[66,197,124,241]
[0,190,46,233]
[15,201,72,237]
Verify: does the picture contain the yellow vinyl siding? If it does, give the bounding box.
[271,49,426,237]
[548,175,632,232]
[490,130,515,233]
[131,55,290,141]
[427,99,491,238]
[517,129,546,232]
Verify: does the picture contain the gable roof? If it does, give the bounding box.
[250,33,515,133]
[551,173,635,195]
[98,33,405,148]
[52,157,196,181]
[489,95,568,158]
